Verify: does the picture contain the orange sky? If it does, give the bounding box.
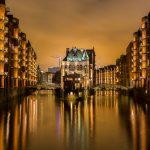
[7,0,150,71]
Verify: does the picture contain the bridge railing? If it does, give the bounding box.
[95,84,129,90]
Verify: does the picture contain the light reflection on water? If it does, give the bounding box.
[0,90,150,150]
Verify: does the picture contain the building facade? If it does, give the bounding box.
[132,13,150,90]
[0,0,5,89]
[116,55,128,87]
[96,65,116,88]
[0,0,37,98]
[61,47,95,91]
[95,12,150,92]
[86,48,96,86]
[48,67,61,84]
[126,42,133,88]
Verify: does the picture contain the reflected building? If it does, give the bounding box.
[0,91,150,149]
[55,96,96,149]
[0,96,38,150]
[95,90,118,110]
[0,112,4,150]
[128,103,148,150]
[116,94,149,150]
[64,99,95,149]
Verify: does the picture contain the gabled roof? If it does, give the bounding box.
[63,48,89,62]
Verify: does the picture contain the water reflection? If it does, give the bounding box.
[0,90,150,150]
[56,96,96,150]
[0,95,38,150]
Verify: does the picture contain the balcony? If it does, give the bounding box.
[4,37,8,43]
[0,56,4,61]
[12,62,19,68]
[133,67,137,72]
[4,47,8,52]
[4,58,8,63]
[142,40,147,46]
[142,71,146,78]
[0,23,4,30]
[4,72,8,76]
[142,47,147,53]
[142,62,147,69]
[0,16,5,20]
[4,27,8,34]
[142,54,147,61]
[4,18,9,24]
[12,72,18,78]
[13,29,19,39]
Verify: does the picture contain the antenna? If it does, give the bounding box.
[50,56,62,68]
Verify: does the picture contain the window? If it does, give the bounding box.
[77,65,80,70]
[65,65,68,69]
[69,65,75,71]
[80,65,82,70]
[145,22,148,28]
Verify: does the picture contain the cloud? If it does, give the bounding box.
[7,0,150,70]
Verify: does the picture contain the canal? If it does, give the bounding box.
[0,90,150,150]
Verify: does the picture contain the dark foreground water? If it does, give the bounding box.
[0,90,150,150]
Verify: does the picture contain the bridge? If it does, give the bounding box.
[36,83,61,90]
[26,83,61,95]
[94,84,129,91]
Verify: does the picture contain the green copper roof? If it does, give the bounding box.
[66,48,89,62]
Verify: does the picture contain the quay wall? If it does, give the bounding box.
[0,88,33,102]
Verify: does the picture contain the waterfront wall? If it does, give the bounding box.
[0,88,27,101]
[131,88,150,102]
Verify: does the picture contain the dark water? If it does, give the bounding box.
[0,90,150,150]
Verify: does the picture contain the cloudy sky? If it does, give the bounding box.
[7,0,150,70]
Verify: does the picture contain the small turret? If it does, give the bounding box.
[66,48,70,56]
